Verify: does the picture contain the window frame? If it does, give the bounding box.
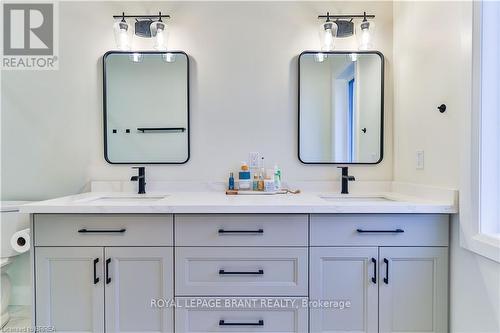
[460,0,500,262]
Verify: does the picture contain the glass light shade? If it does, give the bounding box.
[150,21,168,51]
[162,53,176,63]
[357,20,374,50]
[113,20,130,51]
[319,21,337,51]
[314,53,327,63]
[129,53,143,63]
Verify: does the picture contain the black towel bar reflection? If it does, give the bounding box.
[137,127,186,133]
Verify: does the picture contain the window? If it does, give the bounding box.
[461,1,500,262]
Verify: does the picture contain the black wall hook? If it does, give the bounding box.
[437,104,447,113]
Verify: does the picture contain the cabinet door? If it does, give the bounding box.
[310,247,378,333]
[379,247,448,333]
[35,247,104,333]
[105,247,173,333]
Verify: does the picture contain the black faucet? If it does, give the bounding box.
[130,167,146,194]
[338,166,355,194]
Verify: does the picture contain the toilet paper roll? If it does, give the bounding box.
[10,228,30,254]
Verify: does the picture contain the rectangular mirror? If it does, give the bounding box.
[298,51,384,164]
[103,51,189,164]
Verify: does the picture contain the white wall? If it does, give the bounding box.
[1,1,394,200]
[393,1,500,332]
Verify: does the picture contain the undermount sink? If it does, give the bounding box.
[319,195,396,202]
[81,195,168,204]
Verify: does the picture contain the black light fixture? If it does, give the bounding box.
[317,12,375,42]
[112,12,170,49]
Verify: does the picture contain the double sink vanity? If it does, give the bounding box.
[20,47,456,332]
[23,184,456,333]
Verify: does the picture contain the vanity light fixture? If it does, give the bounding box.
[112,12,171,50]
[317,12,375,50]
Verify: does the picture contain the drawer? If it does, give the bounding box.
[175,214,308,246]
[34,214,173,246]
[175,247,308,296]
[175,297,308,333]
[310,214,449,246]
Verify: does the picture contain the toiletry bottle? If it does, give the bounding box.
[274,164,281,190]
[253,174,259,191]
[238,162,251,190]
[258,172,264,191]
[228,172,235,190]
[264,172,275,192]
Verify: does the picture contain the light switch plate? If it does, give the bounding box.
[416,150,424,169]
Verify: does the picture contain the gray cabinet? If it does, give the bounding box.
[310,246,448,333]
[33,213,449,333]
[379,247,448,333]
[105,247,174,333]
[36,247,173,333]
[310,247,378,333]
[35,247,105,333]
[310,214,449,333]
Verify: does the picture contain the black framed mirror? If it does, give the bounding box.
[103,51,190,164]
[298,51,384,164]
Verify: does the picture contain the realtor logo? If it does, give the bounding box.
[2,2,58,69]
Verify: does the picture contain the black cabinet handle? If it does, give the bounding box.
[356,229,404,233]
[219,269,264,275]
[383,258,389,284]
[219,320,264,326]
[371,258,377,284]
[78,228,126,233]
[106,258,111,284]
[93,258,99,284]
[137,127,186,133]
[218,229,264,234]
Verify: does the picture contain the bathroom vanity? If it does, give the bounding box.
[23,190,455,333]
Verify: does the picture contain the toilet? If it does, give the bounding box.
[1,201,30,328]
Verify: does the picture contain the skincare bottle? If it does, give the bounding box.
[228,172,235,190]
[258,172,265,191]
[238,162,251,190]
[264,174,275,192]
[253,175,259,191]
[274,164,281,190]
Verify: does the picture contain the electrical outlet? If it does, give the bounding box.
[416,150,424,170]
[248,152,260,169]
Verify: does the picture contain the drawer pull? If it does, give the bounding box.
[218,229,264,234]
[78,228,126,233]
[383,258,389,284]
[93,258,99,284]
[371,258,377,284]
[219,269,264,275]
[356,228,404,233]
[219,320,264,326]
[105,258,111,284]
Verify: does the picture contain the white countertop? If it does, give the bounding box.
[20,182,458,214]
